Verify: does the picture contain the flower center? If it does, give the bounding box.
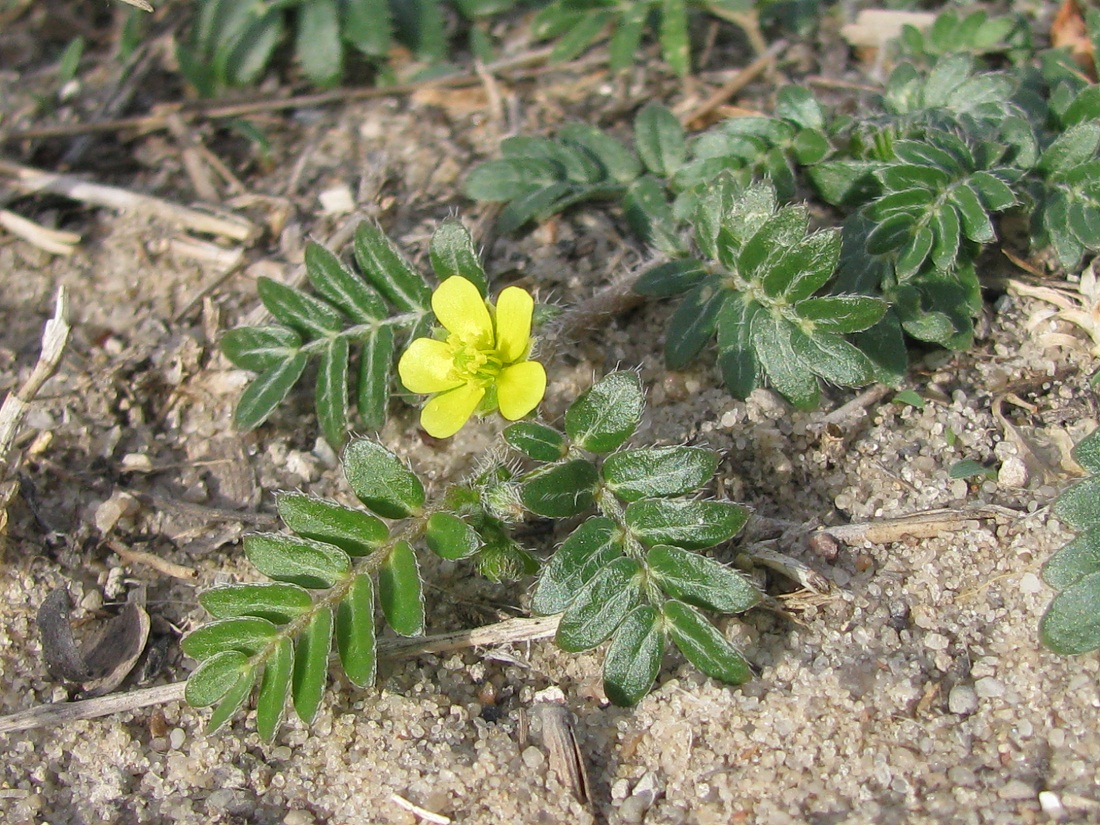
[447,334,504,385]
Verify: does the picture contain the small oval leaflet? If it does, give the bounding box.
[663,600,753,685]
[625,498,748,550]
[531,517,624,616]
[602,604,665,707]
[276,493,389,557]
[336,574,377,687]
[200,582,314,624]
[602,446,719,502]
[244,533,351,590]
[520,459,599,518]
[646,544,761,613]
[343,438,425,519]
[1040,570,1100,655]
[503,421,568,462]
[565,371,644,453]
[256,637,293,741]
[182,616,279,661]
[556,556,643,652]
[426,512,482,560]
[379,540,425,636]
[185,650,251,709]
[293,607,333,724]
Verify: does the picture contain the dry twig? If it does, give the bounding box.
[0,288,71,532]
[0,160,257,242]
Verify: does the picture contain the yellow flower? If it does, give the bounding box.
[398,277,546,438]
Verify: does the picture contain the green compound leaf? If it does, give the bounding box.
[357,324,394,431]
[634,259,708,298]
[182,616,279,660]
[221,326,302,371]
[276,493,388,558]
[531,517,625,616]
[336,573,377,687]
[795,296,888,333]
[305,241,385,324]
[234,352,309,432]
[1054,476,1100,531]
[665,281,726,371]
[603,605,665,707]
[1044,528,1100,590]
[635,103,686,176]
[343,438,425,518]
[244,534,351,590]
[464,158,559,201]
[556,556,643,652]
[295,0,342,86]
[353,221,432,312]
[503,421,568,462]
[520,459,599,518]
[425,512,481,560]
[316,335,350,448]
[625,498,748,550]
[293,606,333,724]
[603,446,719,502]
[663,600,752,685]
[185,650,251,708]
[646,545,760,613]
[565,371,644,453]
[1073,428,1100,474]
[429,220,489,296]
[379,540,424,636]
[1040,571,1100,655]
[199,582,314,625]
[256,636,293,741]
[256,276,343,337]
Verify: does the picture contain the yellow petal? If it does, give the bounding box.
[432,277,492,346]
[398,338,463,394]
[494,286,534,363]
[420,382,485,438]
[496,360,546,420]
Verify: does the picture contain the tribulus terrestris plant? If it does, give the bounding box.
[184,370,761,735]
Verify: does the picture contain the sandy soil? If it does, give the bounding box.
[1,3,1099,823]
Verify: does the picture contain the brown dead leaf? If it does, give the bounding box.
[1052,0,1097,81]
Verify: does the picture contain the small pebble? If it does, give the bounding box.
[948,685,978,715]
[522,746,545,769]
[975,677,1004,699]
[998,779,1034,800]
[997,456,1029,488]
[168,728,185,750]
[284,811,316,825]
[1039,790,1067,820]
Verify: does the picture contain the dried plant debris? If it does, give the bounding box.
[531,690,590,806]
[36,584,151,698]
